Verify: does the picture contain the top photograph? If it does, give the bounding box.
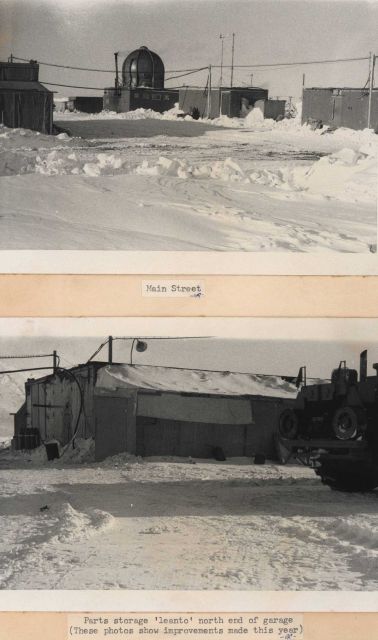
[0,0,377,268]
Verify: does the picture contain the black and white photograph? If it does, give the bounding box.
[0,0,377,255]
[1,317,378,591]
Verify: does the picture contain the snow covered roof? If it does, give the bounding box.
[95,364,297,399]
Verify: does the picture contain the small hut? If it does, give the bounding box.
[0,61,53,133]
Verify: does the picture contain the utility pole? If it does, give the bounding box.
[230,33,235,88]
[114,52,119,89]
[53,350,58,373]
[207,64,212,118]
[108,336,113,364]
[219,35,226,117]
[219,34,225,88]
[367,52,376,129]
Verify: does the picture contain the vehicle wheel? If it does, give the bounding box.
[332,406,359,440]
[278,408,299,440]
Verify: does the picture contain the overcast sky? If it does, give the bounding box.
[1,318,378,380]
[1,0,376,97]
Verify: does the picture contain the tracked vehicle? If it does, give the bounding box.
[277,350,378,491]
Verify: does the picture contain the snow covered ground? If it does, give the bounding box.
[0,106,376,251]
[0,443,378,591]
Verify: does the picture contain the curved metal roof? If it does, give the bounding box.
[122,46,165,89]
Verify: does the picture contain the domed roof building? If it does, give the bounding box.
[122,46,165,89]
[104,45,178,114]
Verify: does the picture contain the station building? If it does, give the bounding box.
[103,46,178,113]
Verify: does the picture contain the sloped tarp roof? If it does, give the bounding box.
[96,364,297,399]
[0,80,52,93]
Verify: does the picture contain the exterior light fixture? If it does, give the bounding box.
[130,338,148,365]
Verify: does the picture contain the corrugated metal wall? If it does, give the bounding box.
[302,88,378,130]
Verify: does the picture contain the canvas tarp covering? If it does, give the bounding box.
[137,392,252,424]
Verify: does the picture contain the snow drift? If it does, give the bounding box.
[96,364,298,398]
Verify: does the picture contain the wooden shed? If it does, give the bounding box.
[0,61,53,133]
[12,362,296,461]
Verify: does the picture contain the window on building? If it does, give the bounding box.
[152,94,161,101]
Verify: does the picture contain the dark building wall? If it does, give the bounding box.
[72,96,103,113]
[135,394,292,459]
[263,99,286,120]
[94,388,138,461]
[302,88,378,130]
[179,87,269,119]
[0,63,39,82]
[0,62,53,133]
[103,87,178,113]
[104,88,130,112]
[0,89,53,133]
[130,89,178,111]
[136,417,251,457]
[179,87,214,118]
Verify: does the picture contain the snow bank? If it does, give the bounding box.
[1,122,376,205]
[48,502,114,543]
[34,149,130,176]
[0,125,74,176]
[326,517,378,550]
[0,438,95,466]
[135,155,248,182]
[56,105,185,122]
[135,146,377,203]
[96,364,297,398]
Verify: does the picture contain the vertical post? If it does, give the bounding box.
[114,52,119,89]
[219,35,224,117]
[250,73,253,87]
[230,33,235,88]
[53,350,58,373]
[130,338,136,366]
[207,65,212,118]
[108,336,113,364]
[219,35,224,89]
[368,53,376,129]
[301,73,306,107]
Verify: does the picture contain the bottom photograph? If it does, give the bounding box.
[0,317,377,592]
